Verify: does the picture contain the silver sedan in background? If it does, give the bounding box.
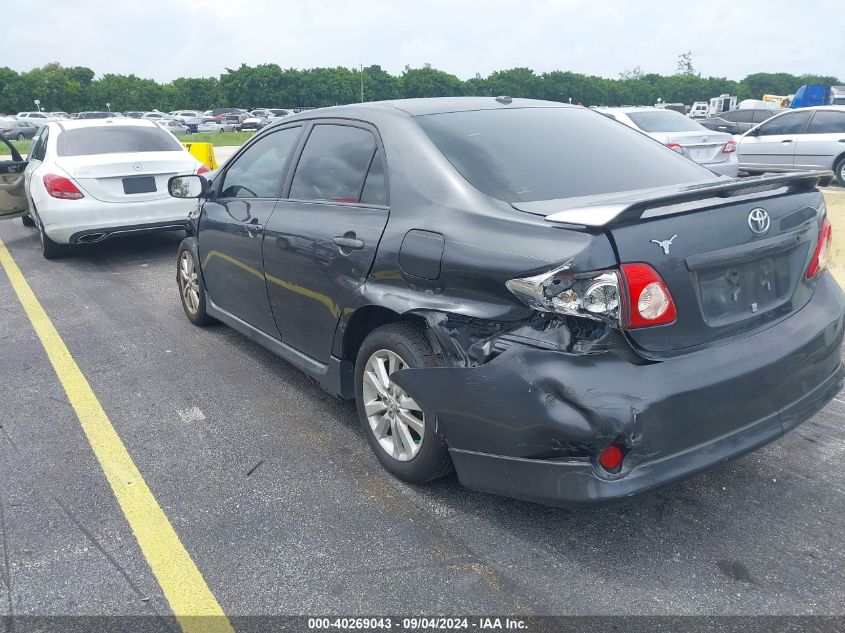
[599,107,739,176]
[155,119,189,135]
[737,106,845,186]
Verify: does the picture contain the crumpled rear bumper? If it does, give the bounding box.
[392,272,845,507]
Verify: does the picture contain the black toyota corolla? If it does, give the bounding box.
[168,97,844,507]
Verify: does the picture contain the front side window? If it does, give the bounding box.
[806,111,845,134]
[756,111,812,136]
[289,125,378,203]
[220,126,302,199]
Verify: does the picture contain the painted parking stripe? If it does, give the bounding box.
[0,237,233,633]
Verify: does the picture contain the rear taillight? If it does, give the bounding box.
[43,174,84,200]
[722,139,737,154]
[506,262,676,330]
[807,217,832,279]
[197,165,210,174]
[666,143,684,154]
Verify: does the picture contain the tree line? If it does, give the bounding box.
[0,62,840,114]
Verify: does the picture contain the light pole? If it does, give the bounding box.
[34,99,41,112]
[360,63,364,103]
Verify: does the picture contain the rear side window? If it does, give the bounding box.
[289,125,378,203]
[220,126,302,198]
[56,126,183,156]
[360,150,387,206]
[753,109,781,123]
[416,108,713,203]
[726,110,754,123]
[806,111,845,134]
[30,127,49,161]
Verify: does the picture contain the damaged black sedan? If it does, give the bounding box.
[168,97,844,507]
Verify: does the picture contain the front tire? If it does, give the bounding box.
[21,215,35,227]
[355,322,452,483]
[177,238,214,326]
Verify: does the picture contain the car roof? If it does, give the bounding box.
[49,118,161,131]
[597,106,667,114]
[280,97,573,122]
[797,105,845,112]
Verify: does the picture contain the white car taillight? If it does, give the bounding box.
[722,139,737,154]
[666,143,684,154]
[43,173,84,200]
[506,262,677,329]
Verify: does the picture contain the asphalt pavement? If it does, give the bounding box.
[0,218,843,621]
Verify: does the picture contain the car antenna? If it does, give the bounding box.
[495,95,513,104]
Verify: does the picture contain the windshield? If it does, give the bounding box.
[626,110,706,132]
[415,107,714,203]
[57,126,183,156]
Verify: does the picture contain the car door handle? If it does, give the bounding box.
[781,139,793,144]
[838,139,845,143]
[332,236,364,250]
[244,222,263,236]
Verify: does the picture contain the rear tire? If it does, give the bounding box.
[355,322,452,484]
[835,158,845,188]
[39,223,67,260]
[15,133,24,141]
[21,215,35,227]
[177,238,214,326]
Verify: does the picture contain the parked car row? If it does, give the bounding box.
[2,107,294,134]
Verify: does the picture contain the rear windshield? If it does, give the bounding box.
[57,126,183,156]
[416,107,713,203]
[626,110,705,133]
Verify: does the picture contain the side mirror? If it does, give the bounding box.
[168,174,207,199]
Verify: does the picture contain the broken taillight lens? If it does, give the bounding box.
[506,262,677,330]
[505,264,623,325]
[807,217,832,279]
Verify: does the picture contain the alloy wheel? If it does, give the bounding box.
[361,349,425,461]
[178,251,201,315]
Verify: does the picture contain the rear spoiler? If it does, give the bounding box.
[535,172,830,228]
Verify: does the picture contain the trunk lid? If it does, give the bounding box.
[651,130,732,164]
[517,173,827,355]
[56,151,197,203]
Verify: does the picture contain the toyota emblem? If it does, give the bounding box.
[748,208,770,235]
[131,162,143,171]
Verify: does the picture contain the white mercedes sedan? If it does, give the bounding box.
[10,118,207,259]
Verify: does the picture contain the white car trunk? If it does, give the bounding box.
[56,151,197,203]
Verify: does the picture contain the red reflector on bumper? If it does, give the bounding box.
[598,445,624,471]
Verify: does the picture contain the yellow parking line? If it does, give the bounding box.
[0,237,234,633]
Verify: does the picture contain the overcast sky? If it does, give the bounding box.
[7,0,843,82]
